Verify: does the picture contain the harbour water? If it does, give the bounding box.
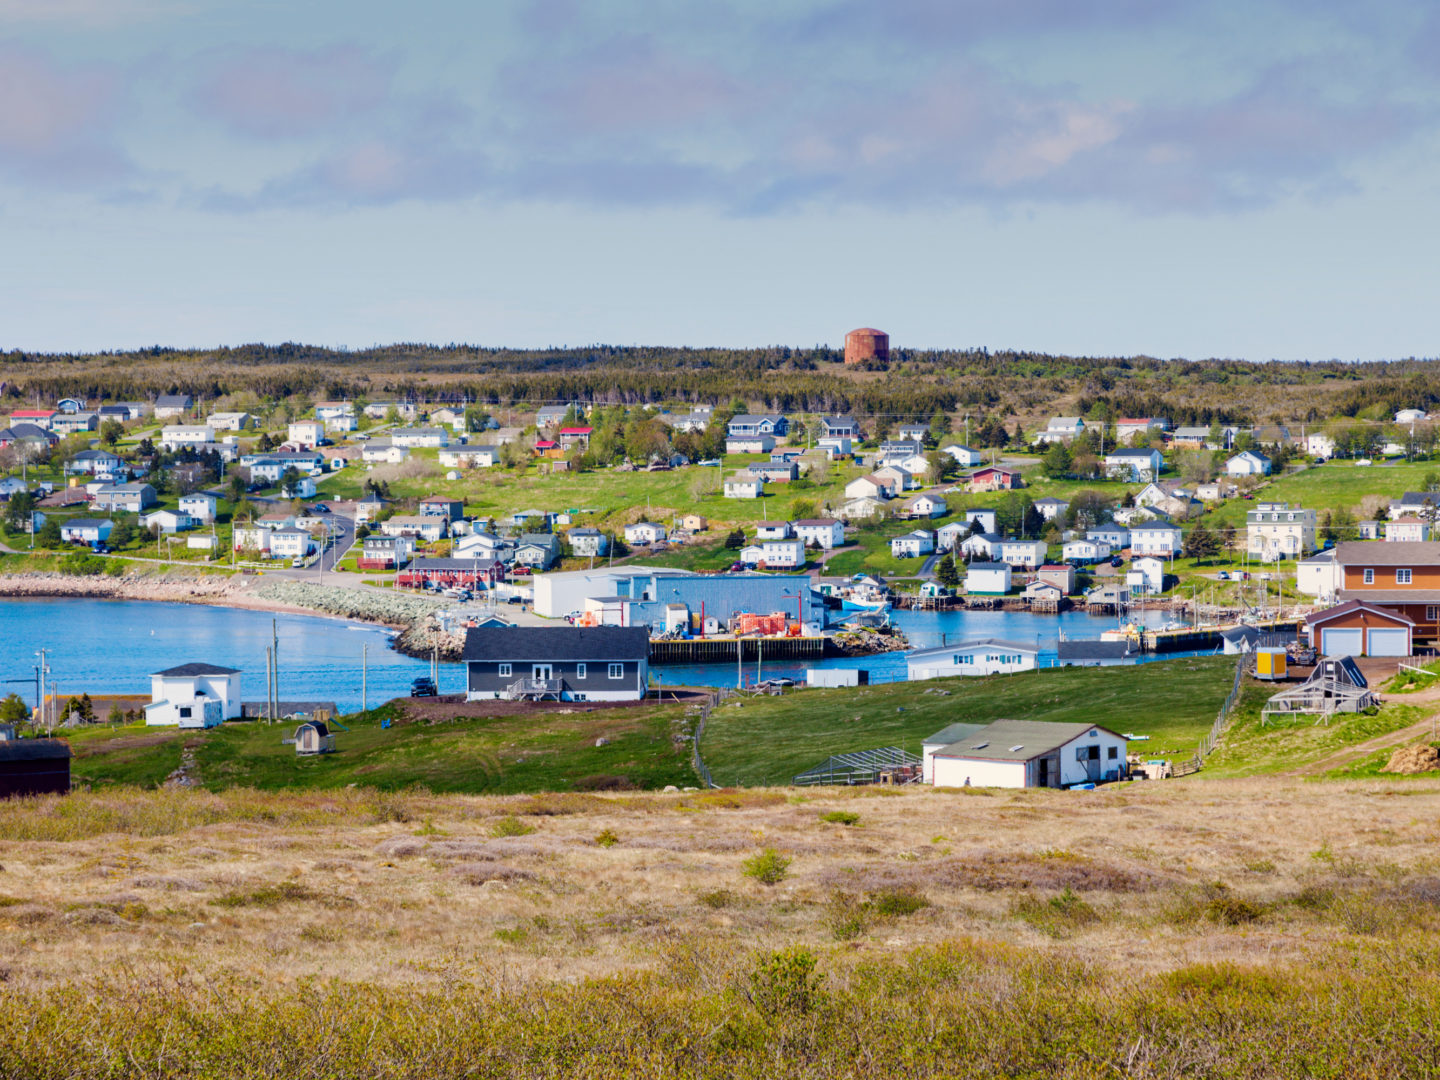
[1,598,1191,712]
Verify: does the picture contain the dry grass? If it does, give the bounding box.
[0,777,1439,997]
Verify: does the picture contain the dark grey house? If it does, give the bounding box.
[462,626,650,702]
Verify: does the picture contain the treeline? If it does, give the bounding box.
[3,343,1439,426]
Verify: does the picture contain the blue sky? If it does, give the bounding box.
[0,0,1436,359]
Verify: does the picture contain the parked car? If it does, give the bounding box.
[507,595,523,605]
[1217,571,1230,580]
[410,677,437,698]
[1109,556,1124,567]
[291,557,305,568]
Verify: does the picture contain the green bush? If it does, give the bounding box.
[491,815,536,838]
[594,828,619,847]
[747,947,822,1015]
[820,810,861,827]
[741,848,790,886]
[1014,888,1100,938]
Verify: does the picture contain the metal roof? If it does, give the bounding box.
[153,662,240,677]
[461,626,649,663]
[1334,541,1440,566]
[0,739,71,762]
[932,720,1121,762]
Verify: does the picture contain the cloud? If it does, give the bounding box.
[192,46,395,138]
[0,43,133,186]
[0,0,195,25]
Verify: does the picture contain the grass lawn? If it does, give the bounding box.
[68,702,700,793]
[701,656,1238,786]
[1203,684,1432,779]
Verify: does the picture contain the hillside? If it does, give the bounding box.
[3,779,1440,1075]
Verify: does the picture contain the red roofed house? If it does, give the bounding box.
[966,467,1023,493]
[557,426,593,451]
[533,440,564,460]
[9,409,56,429]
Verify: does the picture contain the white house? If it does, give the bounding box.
[964,561,1012,595]
[438,445,500,469]
[906,639,1039,681]
[740,538,806,568]
[1088,524,1129,549]
[287,420,325,448]
[206,412,251,431]
[964,508,998,533]
[1226,450,1271,477]
[996,539,1048,569]
[942,445,984,467]
[186,534,218,551]
[1103,448,1164,481]
[159,424,214,450]
[268,527,314,560]
[890,530,935,558]
[930,720,1127,789]
[145,662,241,728]
[1306,432,1336,459]
[65,448,122,476]
[390,427,450,448]
[816,436,852,458]
[1296,548,1343,601]
[845,474,895,501]
[936,521,968,551]
[1033,496,1069,521]
[566,527,609,557]
[1061,539,1111,563]
[59,518,112,545]
[1035,417,1085,444]
[794,518,845,549]
[1115,417,1168,442]
[380,516,447,543]
[325,414,358,434]
[232,524,271,553]
[726,435,775,455]
[94,483,160,513]
[724,473,766,499]
[959,531,1002,559]
[143,509,200,534]
[755,521,792,540]
[153,394,193,419]
[624,522,667,546]
[1126,556,1166,595]
[1396,409,1428,423]
[281,476,317,499]
[178,494,218,523]
[363,441,410,465]
[900,493,948,519]
[1128,521,1183,557]
[315,401,355,421]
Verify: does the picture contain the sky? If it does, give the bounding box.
[0,0,1437,360]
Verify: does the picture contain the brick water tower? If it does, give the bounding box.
[844,327,889,367]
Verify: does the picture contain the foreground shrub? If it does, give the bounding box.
[490,815,536,838]
[820,810,861,827]
[741,848,791,886]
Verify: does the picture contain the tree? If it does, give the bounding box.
[384,406,402,426]
[37,517,63,547]
[1183,522,1221,562]
[99,419,124,447]
[4,491,36,532]
[724,528,746,550]
[935,553,960,588]
[109,514,135,548]
[1041,442,1072,478]
[791,498,817,520]
[0,693,28,724]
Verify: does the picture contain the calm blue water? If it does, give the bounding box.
[0,598,1198,711]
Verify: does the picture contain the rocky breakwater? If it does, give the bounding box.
[252,581,451,627]
[826,625,910,657]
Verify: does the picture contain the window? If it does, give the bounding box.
[608,663,624,679]
[1086,746,1100,760]
[1428,606,1439,621]
[498,663,511,677]
[1364,569,1375,584]
[1397,569,1413,585]
[576,663,587,679]
[572,694,587,702]
[1107,746,1118,759]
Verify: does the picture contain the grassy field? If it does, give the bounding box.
[701,656,1238,786]
[67,701,700,793]
[5,779,1440,1075]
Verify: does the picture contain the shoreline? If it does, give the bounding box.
[0,573,410,630]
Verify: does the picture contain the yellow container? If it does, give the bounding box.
[1255,647,1288,681]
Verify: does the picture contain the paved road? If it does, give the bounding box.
[919,551,941,578]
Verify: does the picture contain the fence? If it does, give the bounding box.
[1175,653,1246,776]
[689,687,729,789]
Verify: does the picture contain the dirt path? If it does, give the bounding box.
[1292,707,1440,777]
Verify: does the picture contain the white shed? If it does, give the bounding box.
[930,720,1128,788]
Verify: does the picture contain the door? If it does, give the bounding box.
[1367,628,1410,657]
[1321,627,1364,657]
[532,664,552,681]
[1037,758,1048,787]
